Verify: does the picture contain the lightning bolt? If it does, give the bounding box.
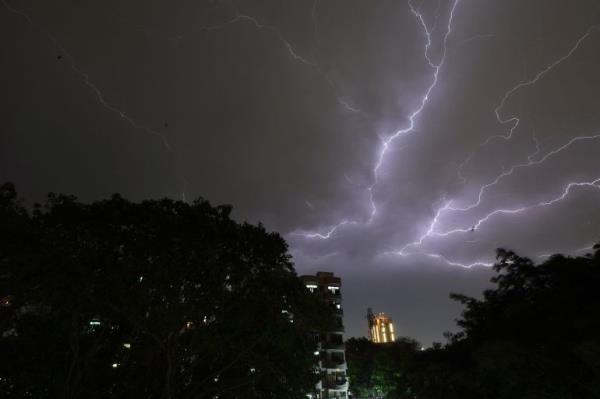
[385,126,600,265]
[191,9,362,114]
[222,15,317,67]
[385,174,600,268]
[382,250,494,269]
[271,3,600,268]
[394,176,600,256]
[0,0,197,200]
[291,220,359,240]
[538,243,596,259]
[2,0,174,152]
[8,0,597,268]
[295,0,460,239]
[3,0,360,201]
[454,33,496,50]
[450,132,600,214]
[485,25,599,146]
[369,0,458,222]
[384,24,599,267]
[458,24,599,180]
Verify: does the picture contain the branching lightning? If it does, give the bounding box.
[395,25,600,267]
[6,0,598,268]
[203,14,317,67]
[387,128,600,265]
[458,24,599,179]
[389,177,600,267]
[367,0,459,223]
[294,0,460,239]
[3,0,359,202]
[1,0,174,152]
[193,9,362,114]
[485,25,599,146]
[449,132,600,214]
[291,220,358,240]
[382,250,494,269]
[295,1,600,269]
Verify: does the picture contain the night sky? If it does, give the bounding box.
[2,0,600,345]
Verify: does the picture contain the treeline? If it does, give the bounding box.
[347,246,600,399]
[0,183,334,398]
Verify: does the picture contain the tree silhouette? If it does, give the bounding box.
[0,183,333,399]
[346,244,600,399]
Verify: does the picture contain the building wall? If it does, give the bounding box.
[369,313,396,344]
[301,272,349,399]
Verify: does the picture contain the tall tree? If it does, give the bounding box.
[345,245,600,399]
[397,245,600,399]
[345,337,420,398]
[0,183,333,399]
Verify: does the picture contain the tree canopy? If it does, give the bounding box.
[345,337,420,398]
[0,183,333,399]
[347,245,600,399]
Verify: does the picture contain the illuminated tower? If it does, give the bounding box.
[301,272,348,399]
[368,311,396,344]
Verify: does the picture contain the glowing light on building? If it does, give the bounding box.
[367,309,396,344]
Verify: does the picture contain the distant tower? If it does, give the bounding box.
[368,311,396,344]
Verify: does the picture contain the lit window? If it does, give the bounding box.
[123,343,131,349]
[306,284,318,293]
[112,363,119,368]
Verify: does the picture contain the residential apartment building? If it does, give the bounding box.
[301,272,349,399]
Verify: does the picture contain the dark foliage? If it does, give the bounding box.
[0,183,333,399]
[348,245,600,399]
[346,337,420,398]
[433,246,600,399]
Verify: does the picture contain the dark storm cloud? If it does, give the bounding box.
[2,0,600,344]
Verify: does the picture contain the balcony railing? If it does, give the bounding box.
[325,291,342,299]
[323,341,345,350]
[323,378,349,390]
[322,352,346,370]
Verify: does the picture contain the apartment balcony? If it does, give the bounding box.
[331,326,345,334]
[322,359,347,371]
[323,377,349,391]
[325,291,342,300]
[323,341,345,350]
